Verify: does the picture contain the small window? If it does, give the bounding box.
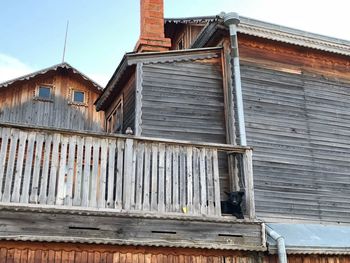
[34,85,53,101]
[177,38,184,50]
[106,99,123,134]
[73,91,85,103]
[69,88,88,106]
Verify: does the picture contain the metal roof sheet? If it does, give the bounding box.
[0,62,103,91]
[267,223,350,255]
[165,14,350,56]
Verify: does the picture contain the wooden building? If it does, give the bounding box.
[0,0,350,262]
[0,62,104,131]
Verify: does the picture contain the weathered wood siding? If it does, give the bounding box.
[140,59,226,143]
[0,241,261,263]
[241,63,350,223]
[266,254,350,263]
[0,71,104,131]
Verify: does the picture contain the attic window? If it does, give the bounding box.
[69,88,88,106]
[177,38,184,50]
[34,85,53,101]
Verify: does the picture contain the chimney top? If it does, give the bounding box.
[135,0,171,52]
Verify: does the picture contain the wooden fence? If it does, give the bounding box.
[0,123,255,218]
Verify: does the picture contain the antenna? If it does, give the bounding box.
[62,20,69,63]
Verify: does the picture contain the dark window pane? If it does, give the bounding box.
[73,91,85,103]
[38,86,51,98]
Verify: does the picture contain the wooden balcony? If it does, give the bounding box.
[0,122,264,251]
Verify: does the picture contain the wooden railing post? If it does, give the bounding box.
[243,149,255,219]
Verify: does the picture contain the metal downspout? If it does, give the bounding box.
[266,226,288,263]
[223,12,247,146]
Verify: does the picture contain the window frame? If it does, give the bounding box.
[69,88,88,106]
[106,97,123,134]
[34,84,54,102]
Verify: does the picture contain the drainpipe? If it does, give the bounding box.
[266,226,288,263]
[223,12,247,146]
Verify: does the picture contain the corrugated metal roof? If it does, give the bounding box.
[267,223,350,255]
[165,14,350,56]
[0,62,103,91]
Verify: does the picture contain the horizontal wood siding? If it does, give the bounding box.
[241,64,350,223]
[266,254,350,263]
[141,60,226,144]
[0,241,261,263]
[0,72,104,132]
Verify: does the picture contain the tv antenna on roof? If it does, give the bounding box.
[62,20,69,63]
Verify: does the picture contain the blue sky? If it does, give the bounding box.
[1,0,349,86]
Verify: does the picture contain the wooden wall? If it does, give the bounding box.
[0,70,104,131]
[266,254,350,263]
[238,35,350,223]
[0,241,261,263]
[140,58,226,143]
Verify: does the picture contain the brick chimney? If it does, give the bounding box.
[135,0,171,52]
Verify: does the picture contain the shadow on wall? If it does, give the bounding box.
[0,94,103,132]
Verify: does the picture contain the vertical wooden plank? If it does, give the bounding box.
[2,129,19,202]
[38,135,53,204]
[158,143,165,212]
[243,149,255,219]
[142,143,151,211]
[192,147,200,215]
[134,63,143,136]
[56,136,68,205]
[11,131,27,203]
[106,139,116,208]
[20,133,35,203]
[115,139,124,210]
[206,149,215,216]
[65,135,77,206]
[73,136,84,206]
[135,142,145,211]
[199,148,207,215]
[28,133,45,204]
[130,140,137,210]
[165,145,172,212]
[123,138,134,210]
[90,139,101,208]
[0,128,10,198]
[150,143,158,211]
[213,149,222,216]
[81,136,92,207]
[98,138,108,208]
[179,146,186,212]
[47,134,61,205]
[172,146,179,212]
[186,146,193,214]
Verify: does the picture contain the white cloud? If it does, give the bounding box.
[87,72,111,88]
[0,54,33,83]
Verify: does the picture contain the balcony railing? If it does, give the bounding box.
[0,122,255,219]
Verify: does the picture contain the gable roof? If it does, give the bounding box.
[165,15,350,56]
[0,62,103,91]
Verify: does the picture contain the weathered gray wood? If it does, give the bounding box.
[135,142,145,211]
[206,149,214,215]
[123,138,133,210]
[98,139,108,208]
[243,149,255,219]
[134,63,143,136]
[186,147,193,214]
[150,144,158,211]
[165,145,172,212]
[106,139,116,208]
[115,139,124,210]
[90,139,100,208]
[158,143,165,212]
[65,136,77,206]
[81,137,92,207]
[47,133,61,205]
[2,129,19,202]
[56,136,68,205]
[192,148,200,214]
[0,128,10,198]
[213,150,221,216]
[199,148,207,215]
[172,146,179,212]
[38,134,53,204]
[179,147,186,212]
[73,136,84,206]
[142,143,151,211]
[10,131,27,203]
